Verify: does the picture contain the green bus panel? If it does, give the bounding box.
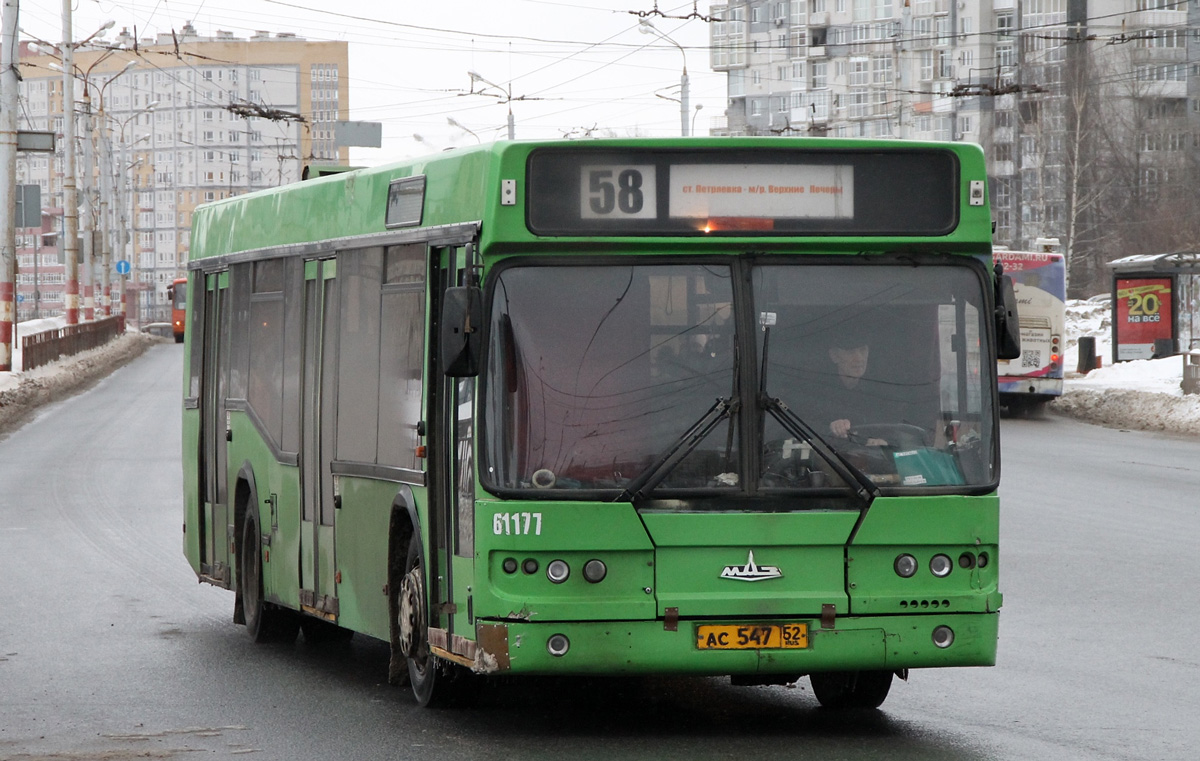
[331,476,417,641]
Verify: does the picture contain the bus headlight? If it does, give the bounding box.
[894,554,918,578]
[546,559,570,584]
[929,554,953,577]
[547,634,570,657]
[583,559,607,583]
[932,625,955,648]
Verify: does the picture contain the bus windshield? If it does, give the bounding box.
[173,280,188,310]
[482,259,994,501]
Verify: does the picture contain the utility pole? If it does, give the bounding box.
[0,0,18,370]
[61,0,80,324]
[98,120,113,315]
[81,85,95,321]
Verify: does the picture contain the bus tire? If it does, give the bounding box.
[240,513,299,644]
[809,670,893,709]
[399,534,475,707]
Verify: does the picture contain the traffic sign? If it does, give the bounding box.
[115,260,131,275]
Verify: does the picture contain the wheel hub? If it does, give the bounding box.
[397,566,423,657]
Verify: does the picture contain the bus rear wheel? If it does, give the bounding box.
[240,514,299,644]
[809,670,893,709]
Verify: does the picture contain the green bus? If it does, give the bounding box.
[182,138,1019,709]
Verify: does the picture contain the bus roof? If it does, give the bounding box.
[189,137,992,264]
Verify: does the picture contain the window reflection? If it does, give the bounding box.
[483,260,995,500]
[485,265,737,491]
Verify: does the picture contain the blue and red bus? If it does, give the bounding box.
[995,249,1066,412]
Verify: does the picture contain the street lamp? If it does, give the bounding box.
[412,133,440,150]
[692,103,704,136]
[50,55,134,320]
[89,60,137,317]
[447,117,481,144]
[32,14,117,323]
[467,70,517,140]
[638,19,690,137]
[99,98,155,319]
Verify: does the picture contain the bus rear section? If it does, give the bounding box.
[995,250,1066,412]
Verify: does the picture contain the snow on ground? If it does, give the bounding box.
[0,316,68,392]
[1053,299,1200,436]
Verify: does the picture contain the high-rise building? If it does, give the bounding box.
[709,0,1199,294]
[15,24,349,322]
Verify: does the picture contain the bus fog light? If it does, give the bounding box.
[929,554,953,577]
[547,634,570,656]
[522,558,539,575]
[546,559,570,584]
[502,557,518,574]
[894,554,918,578]
[583,559,607,583]
[932,625,955,649]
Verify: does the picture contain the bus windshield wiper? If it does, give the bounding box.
[758,319,879,508]
[615,396,739,503]
[760,395,880,507]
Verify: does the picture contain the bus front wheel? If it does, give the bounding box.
[809,670,894,709]
[240,513,299,644]
[398,535,474,707]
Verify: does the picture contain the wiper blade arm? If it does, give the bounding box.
[616,397,738,503]
[761,394,881,507]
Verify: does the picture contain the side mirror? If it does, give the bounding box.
[994,267,1021,360]
[441,286,483,377]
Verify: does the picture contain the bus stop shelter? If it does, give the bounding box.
[1109,252,1200,360]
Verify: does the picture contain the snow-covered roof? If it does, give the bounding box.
[1108,252,1200,274]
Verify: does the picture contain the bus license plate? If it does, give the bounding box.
[695,623,809,650]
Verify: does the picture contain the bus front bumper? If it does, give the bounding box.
[468,612,998,676]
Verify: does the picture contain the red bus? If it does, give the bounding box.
[169,277,187,343]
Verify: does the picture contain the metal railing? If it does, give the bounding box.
[21,315,126,372]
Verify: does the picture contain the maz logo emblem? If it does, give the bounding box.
[719,551,783,582]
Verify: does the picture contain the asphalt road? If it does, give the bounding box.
[1,344,1196,760]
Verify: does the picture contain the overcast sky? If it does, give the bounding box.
[18,0,727,163]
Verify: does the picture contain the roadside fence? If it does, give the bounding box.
[21,316,126,372]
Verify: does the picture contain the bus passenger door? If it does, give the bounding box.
[428,245,477,651]
[199,271,231,586]
[300,259,340,620]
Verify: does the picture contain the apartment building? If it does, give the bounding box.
[15,24,349,322]
[709,0,1199,293]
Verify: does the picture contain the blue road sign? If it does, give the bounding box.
[115,260,131,275]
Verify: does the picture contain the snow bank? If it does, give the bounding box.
[0,330,163,437]
[1052,299,1200,436]
[1053,388,1200,436]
